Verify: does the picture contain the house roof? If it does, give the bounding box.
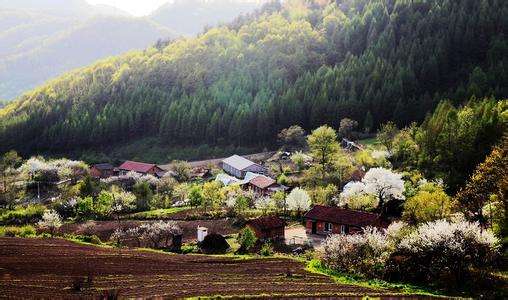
[119,161,158,173]
[250,176,276,189]
[304,205,387,228]
[92,163,114,171]
[222,155,257,171]
[247,216,285,231]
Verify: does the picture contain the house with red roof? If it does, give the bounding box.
[304,205,388,236]
[118,161,165,177]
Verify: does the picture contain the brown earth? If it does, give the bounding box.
[0,238,417,299]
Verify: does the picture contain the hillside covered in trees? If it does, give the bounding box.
[0,0,506,161]
[0,0,266,100]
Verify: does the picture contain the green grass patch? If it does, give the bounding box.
[0,225,37,237]
[358,137,379,146]
[306,259,447,297]
[0,205,46,225]
[125,207,191,220]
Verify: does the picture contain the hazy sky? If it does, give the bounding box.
[86,0,170,16]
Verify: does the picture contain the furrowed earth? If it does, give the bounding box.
[0,238,418,299]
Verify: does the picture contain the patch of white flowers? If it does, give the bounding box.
[37,210,62,235]
[102,171,159,185]
[286,188,311,212]
[321,219,499,278]
[111,221,182,249]
[399,219,499,254]
[340,167,405,204]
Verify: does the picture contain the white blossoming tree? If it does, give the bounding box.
[286,188,311,216]
[38,210,62,236]
[340,167,404,213]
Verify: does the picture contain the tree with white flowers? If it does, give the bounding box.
[38,210,62,236]
[363,167,404,209]
[340,168,404,213]
[286,188,311,216]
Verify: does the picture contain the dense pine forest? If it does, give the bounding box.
[0,0,506,161]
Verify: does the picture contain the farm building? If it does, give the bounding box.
[90,163,115,178]
[216,171,287,196]
[221,155,265,179]
[304,205,388,235]
[246,216,285,240]
[247,175,288,196]
[118,161,165,177]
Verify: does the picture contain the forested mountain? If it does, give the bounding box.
[0,0,506,161]
[0,16,173,100]
[0,0,266,100]
[150,0,266,36]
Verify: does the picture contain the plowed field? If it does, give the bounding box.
[0,238,414,299]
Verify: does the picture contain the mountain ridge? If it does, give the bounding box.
[0,0,506,161]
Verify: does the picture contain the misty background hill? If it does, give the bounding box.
[0,0,266,100]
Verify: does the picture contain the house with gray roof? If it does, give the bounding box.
[221,155,266,179]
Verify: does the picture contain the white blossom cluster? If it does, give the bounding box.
[321,226,391,275]
[286,188,311,212]
[321,219,499,277]
[399,219,499,254]
[111,221,182,249]
[340,167,405,203]
[20,157,88,180]
[37,210,62,234]
[101,171,159,185]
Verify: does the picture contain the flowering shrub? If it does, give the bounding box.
[388,220,499,285]
[321,227,391,277]
[37,210,62,236]
[111,221,182,249]
[321,219,499,287]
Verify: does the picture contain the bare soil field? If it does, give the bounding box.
[0,238,410,299]
[60,219,237,244]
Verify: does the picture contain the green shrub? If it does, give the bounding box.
[0,225,36,237]
[260,243,274,256]
[83,235,102,245]
[0,205,46,225]
[181,243,198,254]
[236,227,257,254]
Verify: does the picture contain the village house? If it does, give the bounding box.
[118,161,165,177]
[221,155,265,179]
[246,216,285,240]
[304,205,388,235]
[90,163,115,179]
[216,171,287,196]
[247,175,288,196]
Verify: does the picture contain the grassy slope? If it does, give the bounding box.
[306,259,447,297]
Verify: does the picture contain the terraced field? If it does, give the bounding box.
[0,238,413,299]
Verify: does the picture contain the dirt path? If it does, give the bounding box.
[0,238,407,299]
